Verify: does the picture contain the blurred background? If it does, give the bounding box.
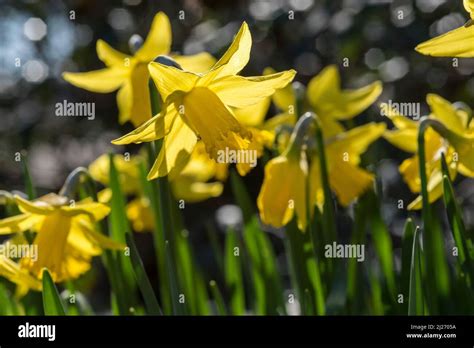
[1,0,474,312]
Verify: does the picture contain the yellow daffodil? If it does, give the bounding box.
[112,22,296,180]
[258,114,385,230]
[267,65,382,138]
[0,193,124,293]
[383,94,473,209]
[311,122,386,209]
[415,0,474,57]
[63,12,216,126]
[306,65,383,137]
[257,147,308,231]
[170,142,224,202]
[0,255,42,292]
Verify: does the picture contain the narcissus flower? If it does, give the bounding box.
[257,134,308,230]
[63,12,216,126]
[113,22,296,179]
[269,65,382,138]
[258,113,385,230]
[306,65,383,137]
[415,0,474,57]
[383,94,474,209]
[0,255,42,293]
[0,193,124,292]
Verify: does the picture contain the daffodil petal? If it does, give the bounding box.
[14,196,54,215]
[415,25,474,58]
[257,156,307,230]
[264,67,296,112]
[126,198,154,233]
[233,98,271,127]
[407,168,453,210]
[201,22,252,83]
[210,70,296,108]
[112,102,179,145]
[172,178,223,203]
[0,255,42,292]
[400,156,422,193]
[319,115,345,138]
[129,63,152,126]
[381,104,418,129]
[148,116,198,179]
[307,65,340,110]
[117,80,133,124]
[96,39,129,67]
[328,122,386,164]
[75,220,125,250]
[427,94,465,135]
[464,0,474,16]
[0,214,37,234]
[62,201,110,220]
[263,112,296,131]
[173,52,216,74]
[384,129,418,153]
[328,160,374,206]
[135,12,172,62]
[148,62,199,102]
[335,81,382,120]
[307,65,382,120]
[63,68,126,93]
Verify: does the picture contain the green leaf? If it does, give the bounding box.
[243,218,285,314]
[0,283,23,315]
[42,269,66,316]
[346,199,368,314]
[408,227,424,315]
[209,280,227,315]
[174,229,200,314]
[401,218,415,312]
[21,154,36,200]
[230,169,255,224]
[224,229,245,315]
[165,241,186,315]
[285,217,316,315]
[417,123,451,313]
[126,234,162,315]
[138,156,171,315]
[108,154,138,312]
[440,154,474,311]
[365,191,397,300]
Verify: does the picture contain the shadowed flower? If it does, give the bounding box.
[383,94,474,209]
[0,193,124,294]
[258,114,385,230]
[269,65,382,138]
[415,0,474,57]
[257,145,308,231]
[63,12,216,126]
[310,122,386,209]
[112,22,296,180]
[306,65,383,137]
